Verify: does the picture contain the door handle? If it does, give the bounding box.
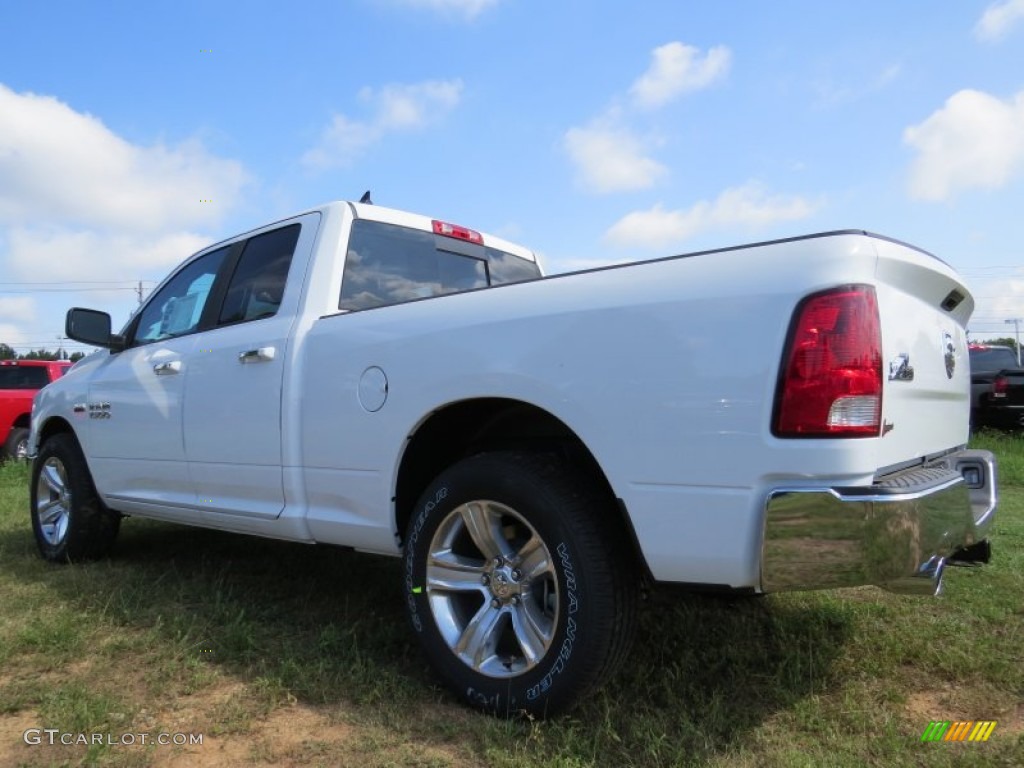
[238,346,276,363]
[153,360,182,375]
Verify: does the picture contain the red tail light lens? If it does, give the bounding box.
[432,220,483,244]
[773,285,882,437]
[992,375,1008,398]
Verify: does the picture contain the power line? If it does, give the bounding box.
[0,280,153,285]
[0,287,143,294]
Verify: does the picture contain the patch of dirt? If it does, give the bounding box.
[905,687,1024,738]
[0,709,43,765]
[2,676,471,767]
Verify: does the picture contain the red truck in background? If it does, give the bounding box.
[0,360,70,460]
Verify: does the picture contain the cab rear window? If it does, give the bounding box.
[340,220,539,311]
[0,367,51,389]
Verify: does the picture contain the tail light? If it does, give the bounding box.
[432,220,483,245]
[773,285,882,437]
[992,375,1008,399]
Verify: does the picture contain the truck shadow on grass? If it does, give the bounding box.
[2,518,853,764]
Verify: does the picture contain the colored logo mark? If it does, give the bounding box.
[921,721,997,742]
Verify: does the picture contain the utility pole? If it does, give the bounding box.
[136,281,144,306]
[1007,318,1022,367]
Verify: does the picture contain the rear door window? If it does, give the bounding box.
[218,224,301,325]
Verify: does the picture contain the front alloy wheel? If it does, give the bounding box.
[30,433,120,562]
[36,456,72,546]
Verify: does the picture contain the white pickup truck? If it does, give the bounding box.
[31,200,997,716]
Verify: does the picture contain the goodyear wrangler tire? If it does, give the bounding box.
[31,433,120,563]
[404,451,638,717]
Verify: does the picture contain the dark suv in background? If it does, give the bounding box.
[969,344,1024,430]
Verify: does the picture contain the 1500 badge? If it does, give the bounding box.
[73,403,112,419]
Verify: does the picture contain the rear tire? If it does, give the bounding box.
[403,451,638,717]
[3,427,29,461]
[30,433,120,562]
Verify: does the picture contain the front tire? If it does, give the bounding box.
[30,433,120,562]
[403,452,638,717]
[3,427,29,461]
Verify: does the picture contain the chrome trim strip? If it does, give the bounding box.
[768,475,964,506]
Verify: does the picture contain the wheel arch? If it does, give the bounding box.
[36,416,79,450]
[393,397,651,578]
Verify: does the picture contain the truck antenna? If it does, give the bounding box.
[359,190,373,204]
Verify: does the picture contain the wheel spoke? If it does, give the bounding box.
[459,502,506,561]
[517,534,553,581]
[510,598,553,664]
[455,602,504,668]
[37,498,66,525]
[426,551,487,592]
[42,463,65,496]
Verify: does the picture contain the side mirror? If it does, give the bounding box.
[65,308,126,351]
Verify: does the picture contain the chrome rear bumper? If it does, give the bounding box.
[761,450,997,596]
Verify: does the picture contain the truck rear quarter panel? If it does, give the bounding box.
[297,232,969,587]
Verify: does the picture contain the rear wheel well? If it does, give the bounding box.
[394,399,649,575]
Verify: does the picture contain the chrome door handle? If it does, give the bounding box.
[238,346,276,363]
[153,360,182,375]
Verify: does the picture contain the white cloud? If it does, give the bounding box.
[0,323,30,346]
[371,81,463,130]
[0,297,36,323]
[302,80,463,170]
[564,123,666,193]
[564,41,729,194]
[6,228,210,283]
[974,0,1024,41]
[904,89,1024,201]
[630,42,731,110]
[0,84,247,233]
[604,183,817,249]
[0,85,242,346]
[395,0,501,19]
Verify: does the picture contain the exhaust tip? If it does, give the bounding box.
[881,556,945,597]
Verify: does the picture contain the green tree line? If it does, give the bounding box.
[0,344,85,362]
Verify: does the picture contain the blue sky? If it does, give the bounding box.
[1,0,1023,355]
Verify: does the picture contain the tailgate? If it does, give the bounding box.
[871,237,974,469]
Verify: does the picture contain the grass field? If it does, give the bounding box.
[1,433,1022,767]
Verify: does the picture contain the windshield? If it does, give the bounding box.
[969,347,1020,372]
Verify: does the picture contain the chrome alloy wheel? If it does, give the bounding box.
[425,500,559,678]
[35,456,71,546]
